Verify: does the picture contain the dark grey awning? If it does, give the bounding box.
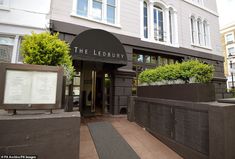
[70,29,127,66]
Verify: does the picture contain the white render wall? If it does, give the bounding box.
[0,0,51,63]
[0,0,51,35]
[50,0,222,56]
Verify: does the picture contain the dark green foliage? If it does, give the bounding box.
[139,60,214,84]
[20,32,75,81]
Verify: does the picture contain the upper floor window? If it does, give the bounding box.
[143,1,148,39]
[153,6,164,42]
[92,0,102,20]
[203,20,209,46]
[77,0,88,16]
[225,32,234,44]
[76,0,117,24]
[141,1,178,46]
[0,36,14,63]
[190,15,210,47]
[228,47,235,56]
[190,16,196,44]
[197,18,203,45]
[107,0,116,23]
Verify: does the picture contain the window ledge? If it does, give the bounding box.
[191,43,212,50]
[0,5,10,11]
[70,13,122,29]
[141,38,180,48]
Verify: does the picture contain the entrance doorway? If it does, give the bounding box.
[79,62,111,116]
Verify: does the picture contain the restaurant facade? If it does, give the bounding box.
[49,0,225,115]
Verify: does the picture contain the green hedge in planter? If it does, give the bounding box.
[139,60,214,84]
[20,32,75,82]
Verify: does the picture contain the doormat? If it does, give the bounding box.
[88,122,140,159]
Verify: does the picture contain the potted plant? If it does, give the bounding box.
[138,60,215,102]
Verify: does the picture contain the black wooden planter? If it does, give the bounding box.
[137,83,215,102]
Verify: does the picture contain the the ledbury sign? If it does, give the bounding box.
[70,29,127,65]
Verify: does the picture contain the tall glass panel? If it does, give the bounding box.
[92,0,102,20]
[153,7,164,41]
[158,10,164,41]
[0,36,14,63]
[144,2,148,38]
[191,17,195,44]
[77,0,88,16]
[169,10,173,44]
[107,6,115,23]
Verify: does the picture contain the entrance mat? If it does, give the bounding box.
[88,122,140,159]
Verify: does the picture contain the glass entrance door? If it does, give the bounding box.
[81,62,104,116]
[91,70,96,112]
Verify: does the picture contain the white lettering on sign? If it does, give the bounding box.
[74,47,125,59]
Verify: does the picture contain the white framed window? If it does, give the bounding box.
[169,8,173,44]
[228,47,235,56]
[74,0,118,25]
[190,15,211,48]
[225,32,234,44]
[92,0,102,20]
[153,6,164,42]
[190,16,196,44]
[0,36,14,63]
[140,1,178,46]
[143,1,148,39]
[77,0,88,16]
[107,0,116,24]
[197,18,203,46]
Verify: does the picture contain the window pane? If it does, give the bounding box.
[169,59,174,64]
[144,2,148,38]
[228,47,235,56]
[107,0,115,6]
[73,76,80,85]
[73,87,80,95]
[93,0,102,20]
[0,37,14,45]
[77,0,88,16]
[158,10,164,41]
[107,5,115,23]
[153,7,164,41]
[226,34,233,43]
[137,54,144,62]
[0,45,13,63]
[133,53,138,61]
[151,56,157,64]
[145,55,150,63]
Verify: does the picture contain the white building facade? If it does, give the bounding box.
[48,0,226,115]
[0,0,51,63]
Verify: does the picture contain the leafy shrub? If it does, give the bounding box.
[138,60,214,85]
[20,32,75,82]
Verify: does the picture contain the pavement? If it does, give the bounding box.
[80,115,182,159]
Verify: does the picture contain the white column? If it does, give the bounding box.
[149,2,154,41]
[174,11,179,46]
[11,35,19,63]
[165,8,170,44]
